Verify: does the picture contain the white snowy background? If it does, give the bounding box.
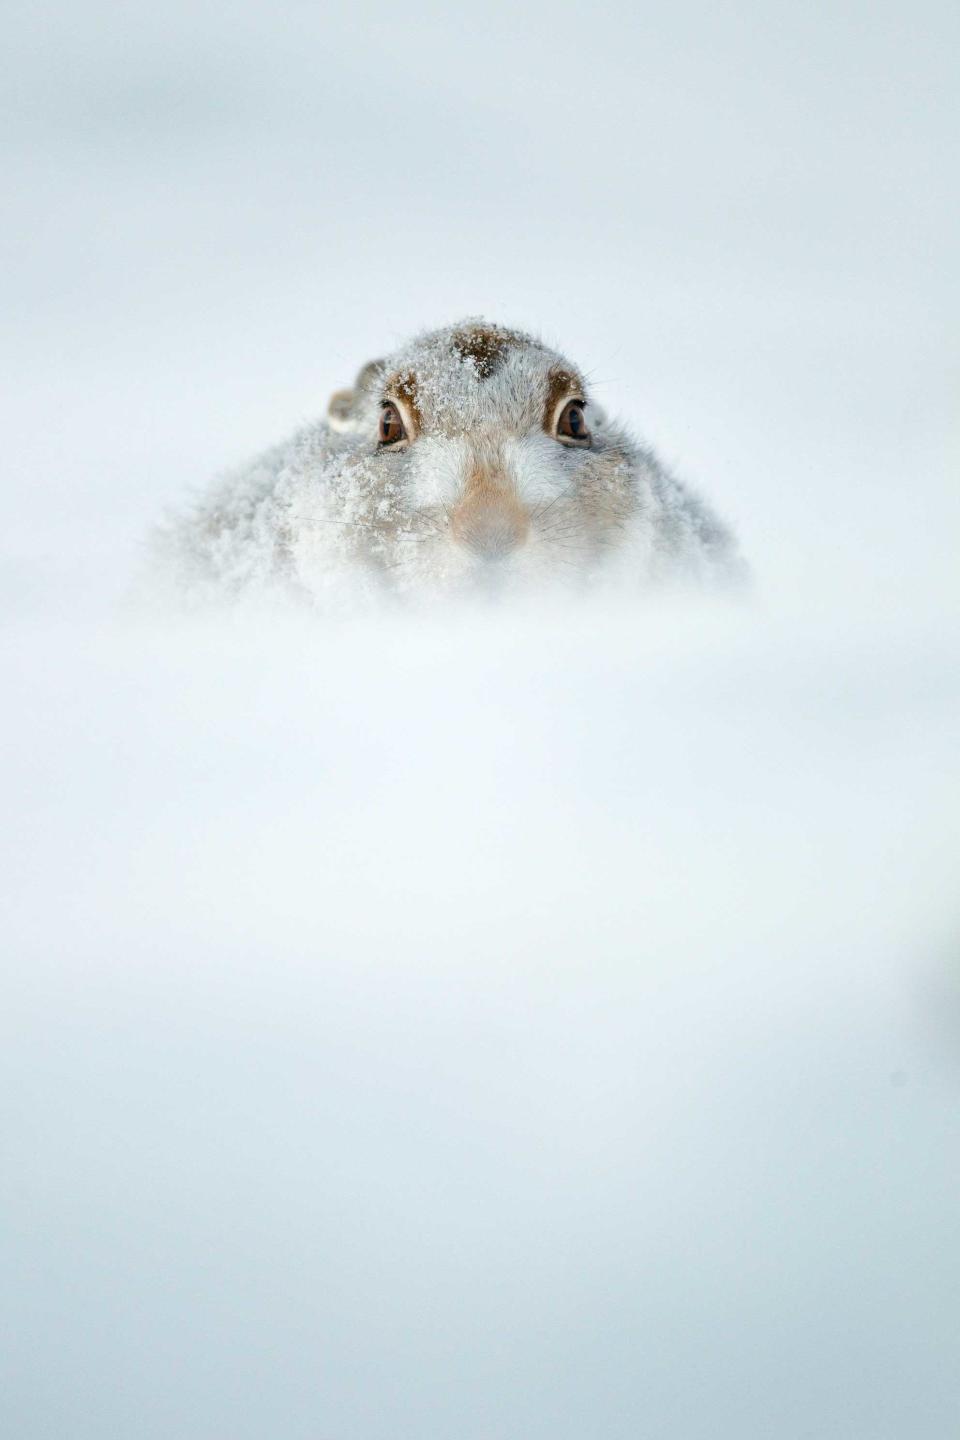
[2,2,959,1437]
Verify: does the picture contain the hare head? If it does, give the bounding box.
[309,320,636,591]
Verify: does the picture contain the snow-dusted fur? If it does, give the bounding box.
[155,320,742,606]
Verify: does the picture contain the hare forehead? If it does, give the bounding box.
[383,324,583,435]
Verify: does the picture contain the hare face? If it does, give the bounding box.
[307,322,636,593]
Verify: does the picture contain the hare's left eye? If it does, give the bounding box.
[378,403,407,447]
[556,400,591,446]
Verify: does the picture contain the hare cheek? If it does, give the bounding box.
[507,435,574,507]
[405,438,468,513]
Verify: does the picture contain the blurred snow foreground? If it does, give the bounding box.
[3,589,959,1440]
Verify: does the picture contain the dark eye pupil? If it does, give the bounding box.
[569,408,582,435]
[380,406,403,443]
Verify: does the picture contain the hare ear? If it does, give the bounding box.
[327,358,385,433]
[327,388,361,432]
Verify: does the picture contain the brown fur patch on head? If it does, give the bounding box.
[543,367,583,434]
[385,369,423,431]
[451,324,522,381]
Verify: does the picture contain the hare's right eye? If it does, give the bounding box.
[556,399,591,447]
[378,403,407,447]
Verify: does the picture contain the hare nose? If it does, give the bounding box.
[451,497,528,560]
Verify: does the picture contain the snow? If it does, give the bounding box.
[2,0,959,1436]
[3,597,958,1438]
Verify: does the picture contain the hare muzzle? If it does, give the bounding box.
[450,479,529,561]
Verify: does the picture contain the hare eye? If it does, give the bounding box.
[378,403,406,447]
[556,400,590,445]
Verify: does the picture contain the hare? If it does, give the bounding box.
[156,320,742,605]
